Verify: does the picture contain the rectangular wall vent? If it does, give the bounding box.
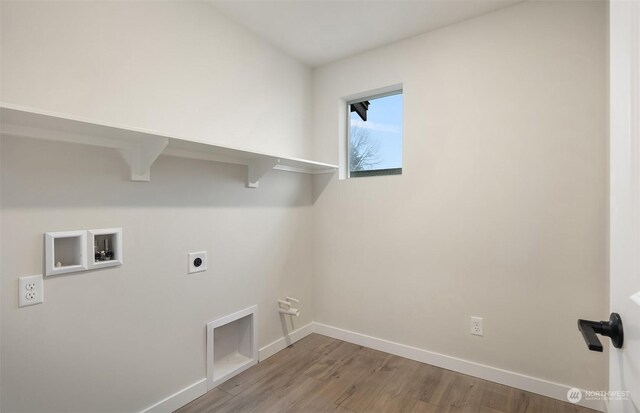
[206,305,258,390]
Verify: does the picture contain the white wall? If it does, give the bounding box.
[0,1,315,412]
[1,0,610,410]
[1,136,315,412]
[312,0,608,392]
[0,0,312,159]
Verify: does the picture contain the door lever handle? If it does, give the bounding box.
[577,312,623,352]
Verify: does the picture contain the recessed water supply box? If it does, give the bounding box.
[88,228,123,269]
[44,230,88,276]
[207,305,258,389]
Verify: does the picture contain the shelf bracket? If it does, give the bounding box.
[128,137,169,181]
[247,157,280,188]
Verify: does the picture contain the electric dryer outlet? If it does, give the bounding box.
[188,251,207,274]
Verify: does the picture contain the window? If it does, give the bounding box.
[348,90,403,177]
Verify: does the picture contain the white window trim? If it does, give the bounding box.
[343,85,403,179]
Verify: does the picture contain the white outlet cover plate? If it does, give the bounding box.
[471,316,483,336]
[188,251,207,274]
[19,274,44,307]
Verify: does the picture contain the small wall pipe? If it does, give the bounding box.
[279,308,300,316]
[278,299,291,308]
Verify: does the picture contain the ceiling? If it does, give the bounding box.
[210,0,522,67]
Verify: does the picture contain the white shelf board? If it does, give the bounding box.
[0,103,338,186]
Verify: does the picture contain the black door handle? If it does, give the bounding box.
[577,313,623,351]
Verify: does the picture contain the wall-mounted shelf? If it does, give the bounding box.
[0,103,337,187]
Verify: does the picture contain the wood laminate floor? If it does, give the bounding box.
[176,334,599,413]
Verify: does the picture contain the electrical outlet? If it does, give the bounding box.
[19,274,44,307]
[471,316,483,336]
[188,251,207,274]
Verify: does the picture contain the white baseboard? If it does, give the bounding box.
[140,378,207,413]
[259,322,315,361]
[313,322,605,412]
